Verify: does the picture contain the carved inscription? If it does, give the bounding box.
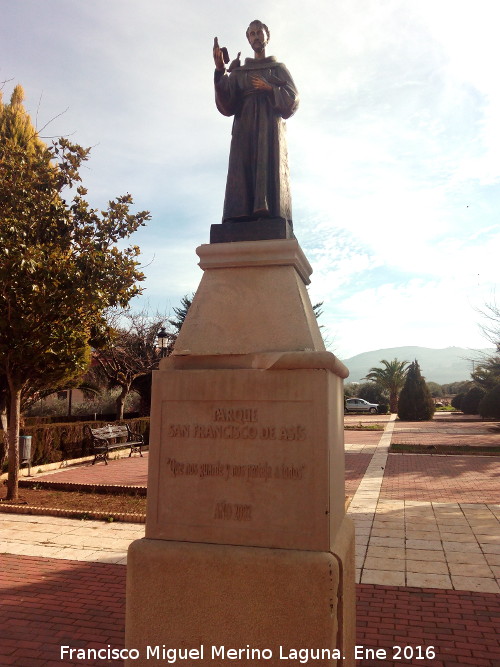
[166,458,305,482]
[213,408,257,423]
[167,406,306,442]
[214,501,253,522]
[160,400,312,538]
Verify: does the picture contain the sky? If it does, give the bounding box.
[1,0,499,360]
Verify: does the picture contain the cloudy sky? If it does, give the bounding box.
[1,0,498,359]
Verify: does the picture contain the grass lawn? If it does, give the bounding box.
[390,443,500,455]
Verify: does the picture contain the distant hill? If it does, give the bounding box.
[341,346,495,385]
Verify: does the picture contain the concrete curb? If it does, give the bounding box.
[17,479,147,495]
[0,502,146,523]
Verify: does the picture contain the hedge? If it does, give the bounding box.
[23,412,140,427]
[20,417,150,467]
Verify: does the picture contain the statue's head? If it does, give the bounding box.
[246,20,270,54]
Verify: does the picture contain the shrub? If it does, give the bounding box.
[460,386,486,415]
[478,384,500,419]
[397,360,435,421]
[451,393,464,410]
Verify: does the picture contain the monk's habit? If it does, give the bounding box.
[214,56,299,225]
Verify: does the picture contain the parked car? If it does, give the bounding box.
[344,398,379,414]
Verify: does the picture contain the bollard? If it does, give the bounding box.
[19,435,32,477]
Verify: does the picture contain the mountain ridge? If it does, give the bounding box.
[340,345,495,385]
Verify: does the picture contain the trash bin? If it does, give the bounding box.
[20,435,32,461]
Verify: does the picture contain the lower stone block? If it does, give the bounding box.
[125,518,355,666]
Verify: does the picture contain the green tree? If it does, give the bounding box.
[451,393,465,410]
[312,301,324,320]
[442,380,472,396]
[472,354,500,392]
[343,383,358,398]
[460,386,486,415]
[357,382,387,405]
[364,358,409,413]
[426,381,443,398]
[397,360,435,421]
[0,84,46,154]
[0,85,149,499]
[478,384,500,419]
[168,294,194,337]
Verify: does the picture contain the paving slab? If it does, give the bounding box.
[0,513,144,565]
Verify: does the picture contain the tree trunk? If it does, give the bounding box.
[390,392,398,413]
[115,385,129,420]
[6,386,22,501]
[0,393,8,468]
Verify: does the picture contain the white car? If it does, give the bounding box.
[345,398,379,414]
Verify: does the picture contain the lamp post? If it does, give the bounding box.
[157,326,169,358]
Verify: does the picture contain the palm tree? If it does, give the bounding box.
[364,358,409,413]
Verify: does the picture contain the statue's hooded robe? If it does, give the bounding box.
[214,56,299,225]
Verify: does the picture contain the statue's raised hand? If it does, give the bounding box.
[213,37,224,70]
[213,37,230,70]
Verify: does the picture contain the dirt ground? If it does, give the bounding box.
[0,486,146,515]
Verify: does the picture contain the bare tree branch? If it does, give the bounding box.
[37,106,70,136]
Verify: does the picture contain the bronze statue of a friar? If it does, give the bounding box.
[212,20,299,242]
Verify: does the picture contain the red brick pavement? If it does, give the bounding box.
[356,584,500,666]
[34,453,149,488]
[380,454,500,503]
[1,554,499,666]
[345,453,373,497]
[0,554,125,666]
[392,418,499,448]
[344,430,384,446]
[344,415,393,424]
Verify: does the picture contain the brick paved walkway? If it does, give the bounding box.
[345,453,374,497]
[34,453,149,487]
[356,583,500,666]
[345,429,384,449]
[392,417,500,448]
[0,554,125,666]
[344,414,392,424]
[1,554,499,666]
[380,454,500,503]
[347,417,500,594]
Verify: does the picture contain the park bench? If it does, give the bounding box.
[84,423,144,465]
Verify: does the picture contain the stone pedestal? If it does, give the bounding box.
[125,239,354,665]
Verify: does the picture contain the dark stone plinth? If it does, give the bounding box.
[210,219,295,244]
